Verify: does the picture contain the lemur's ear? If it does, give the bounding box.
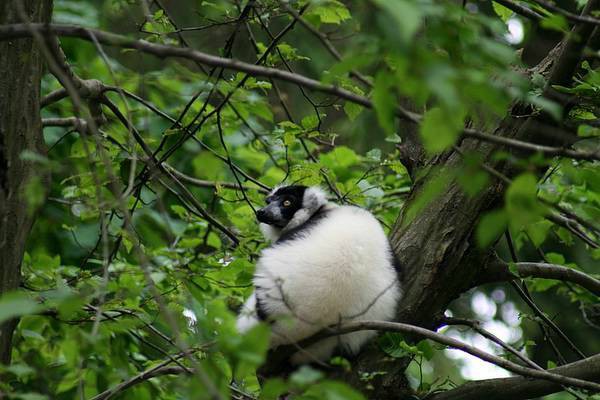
[302,187,327,211]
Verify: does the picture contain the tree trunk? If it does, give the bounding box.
[0,0,52,365]
[341,5,599,395]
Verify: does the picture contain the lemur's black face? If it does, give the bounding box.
[256,185,307,227]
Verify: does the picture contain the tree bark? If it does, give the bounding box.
[0,0,52,365]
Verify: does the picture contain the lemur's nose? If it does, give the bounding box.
[256,208,267,222]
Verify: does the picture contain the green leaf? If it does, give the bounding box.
[291,365,324,387]
[527,94,562,121]
[372,71,396,135]
[419,107,465,154]
[416,340,435,360]
[492,2,513,21]
[403,168,452,226]
[379,333,421,358]
[545,252,566,265]
[554,227,574,246]
[344,101,363,121]
[526,220,553,247]
[508,261,519,277]
[236,323,270,369]
[308,0,351,25]
[320,146,359,169]
[23,175,46,214]
[0,292,44,324]
[529,278,559,292]
[2,363,36,378]
[476,209,508,248]
[366,148,382,162]
[16,394,49,400]
[457,153,490,196]
[540,14,568,32]
[505,173,546,231]
[374,0,422,42]
[385,133,402,143]
[301,114,321,130]
[260,378,288,400]
[301,381,365,400]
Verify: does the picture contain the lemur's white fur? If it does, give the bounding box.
[237,186,400,364]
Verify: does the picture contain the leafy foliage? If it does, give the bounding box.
[2,0,600,399]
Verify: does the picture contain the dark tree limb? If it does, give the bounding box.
[479,258,600,296]
[427,353,600,400]
[530,0,600,26]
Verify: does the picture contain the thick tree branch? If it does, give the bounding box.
[428,353,600,400]
[40,87,69,107]
[479,259,600,296]
[545,0,600,90]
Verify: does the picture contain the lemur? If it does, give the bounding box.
[236,185,401,364]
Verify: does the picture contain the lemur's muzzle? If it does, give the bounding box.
[256,205,284,226]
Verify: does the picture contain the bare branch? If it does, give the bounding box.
[42,117,86,129]
[40,87,69,107]
[441,317,542,369]
[90,358,190,400]
[164,164,269,194]
[462,127,600,161]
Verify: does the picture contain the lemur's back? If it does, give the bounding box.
[253,205,400,362]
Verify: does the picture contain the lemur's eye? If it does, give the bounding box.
[283,200,292,207]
